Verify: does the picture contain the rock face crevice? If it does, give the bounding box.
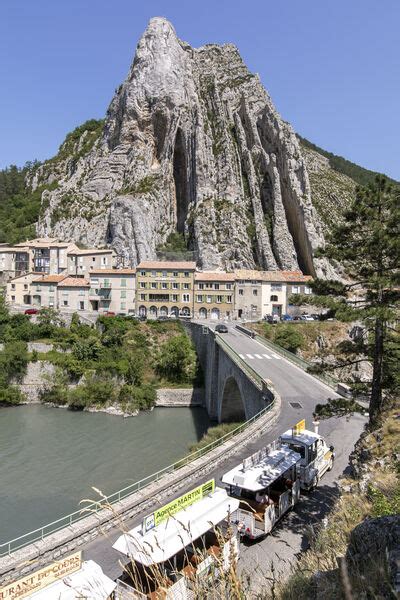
[37,17,335,277]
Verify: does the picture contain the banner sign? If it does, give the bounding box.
[0,551,82,600]
[142,479,215,534]
[293,419,306,436]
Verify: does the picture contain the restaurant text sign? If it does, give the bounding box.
[0,551,82,599]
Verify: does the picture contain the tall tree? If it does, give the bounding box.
[310,177,399,423]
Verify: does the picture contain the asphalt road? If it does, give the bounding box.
[80,325,366,589]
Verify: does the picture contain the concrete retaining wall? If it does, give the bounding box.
[155,388,205,407]
[0,391,281,585]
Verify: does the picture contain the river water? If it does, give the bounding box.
[0,404,209,543]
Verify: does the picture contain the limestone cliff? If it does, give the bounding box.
[36,17,336,276]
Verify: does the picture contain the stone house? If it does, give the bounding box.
[57,277,91,311]
[193,272,235,320]
[136,261,196,318]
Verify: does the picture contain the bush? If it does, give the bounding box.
[274,325,304,353]
[155,334,197,383]
[0,340,29,381]
[0,385,25,405]
[119,383,156,411]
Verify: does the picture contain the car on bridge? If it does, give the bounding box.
[215,323,228,333]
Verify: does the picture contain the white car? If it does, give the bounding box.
[301,315,314,321]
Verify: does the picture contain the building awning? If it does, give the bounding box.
[112,487,239,566]
[28,560,116,600]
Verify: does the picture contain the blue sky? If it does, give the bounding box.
[1,0,398,179]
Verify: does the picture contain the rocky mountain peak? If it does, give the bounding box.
[37,18,336,277]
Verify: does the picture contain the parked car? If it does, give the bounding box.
[281,314,293,321]
[103,311,116,317]
[311,313,321,321]
[24,308,38,315]
[292,315,302,321]
[300,315,315,321]
[215,323,228,333]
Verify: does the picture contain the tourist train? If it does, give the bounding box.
[1,421,334,600]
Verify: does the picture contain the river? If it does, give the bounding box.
[0,404,210,543]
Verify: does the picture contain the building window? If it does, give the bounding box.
[173,271,178,277]
[172,294,178,302]
[23,284,28,290]
[91,278,99,285]
[196,295,203,302]
[253,289,258,296]
[140,293,146,301]
[120,302,126,310]
[226,283,232,290]
[206,295,212,303]
[121,290,127,298]
[92,257,96,262]
[63,300,68,306]
[11,295,15,302]
[140,271,145,276]
[184,272,189,278]
[239,289,244,296]
[49,286,55,293]
[11,284,15,290]
[151,282,157,289]
[270,295,278,302]
[183,293,190,303]
[304,286,312,295]
[79,289,85,296]
[103,279,110,288]
[216,295,222,303]
[227,295,232,303]
[214,284,220,290]
[183,283,189,290]
[162,271,167,277]
[121,279,127,287]
[161,282,168,289]
[172,283,179,290]
[140,282,146,289]
[102,257,107,265]
[271,283,282,291]
[151,271,156,277]
[198,283,204,290]
[292,286,300,294]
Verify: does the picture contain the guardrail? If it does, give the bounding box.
[235,324,256,338]
[0,402,274,558]
[253,333,339,390]
[215,333,266,391]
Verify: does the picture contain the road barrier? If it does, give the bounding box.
[215,333,267,391]
[235,324,256,338]
[0,402,274,558]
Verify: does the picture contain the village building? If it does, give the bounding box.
[6,272,43,306]
[13,238,79,274]
[32,274,69,309]
[57,277,91,311]
[67,248,115,276]
[88,269,136,314]
[136,261,196,318]
[194,272,235,320]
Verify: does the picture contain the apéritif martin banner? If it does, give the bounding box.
[0,551,82,600]
[142,479,215,533]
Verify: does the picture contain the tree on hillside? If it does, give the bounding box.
[303,177,399,424]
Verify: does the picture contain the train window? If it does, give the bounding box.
[288,443,305,458]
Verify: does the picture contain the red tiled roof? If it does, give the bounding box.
[234,269,312,283]
[137,261,196,270]
[34,274,69,284]
[195,272,235,282]
[58,277,90,287]
[89,269,136,274]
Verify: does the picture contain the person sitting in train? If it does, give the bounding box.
[255,489,270,504]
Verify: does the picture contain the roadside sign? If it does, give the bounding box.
[292,419,306,436]
[0,552,82,600]
[142,479,215,534]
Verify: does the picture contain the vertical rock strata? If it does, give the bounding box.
[38,17,333,276]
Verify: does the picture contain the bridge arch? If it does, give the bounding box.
[220,376,246,422]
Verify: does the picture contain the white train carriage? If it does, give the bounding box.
[112,480,239,599]
[221,441,302,540]
[280,419,335,490]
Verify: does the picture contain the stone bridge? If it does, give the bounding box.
[184,322,272,422]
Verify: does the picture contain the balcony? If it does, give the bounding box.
[89,288,111,299]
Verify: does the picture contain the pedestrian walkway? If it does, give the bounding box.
[239,352,281,361]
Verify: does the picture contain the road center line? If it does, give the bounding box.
[262,353,272,359]
[254,354,263,359]
[246,354,254,359]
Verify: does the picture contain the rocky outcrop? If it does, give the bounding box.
[37,17,336,276]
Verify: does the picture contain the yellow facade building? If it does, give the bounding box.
[136,261,196,318]
[194,272,235,320]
